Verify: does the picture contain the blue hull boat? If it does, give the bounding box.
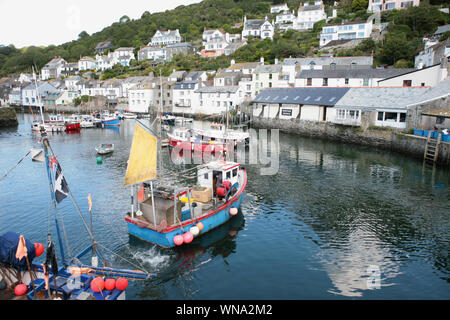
[125,178,246,248]
[102,117,120,126]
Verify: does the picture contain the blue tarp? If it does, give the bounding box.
[0,232,37,271]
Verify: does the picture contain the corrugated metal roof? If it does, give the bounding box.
[253,87,350,106]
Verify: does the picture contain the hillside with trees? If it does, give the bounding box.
[0,0,449,77]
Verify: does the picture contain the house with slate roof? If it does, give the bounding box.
[242,16,274,40]
[294,1,327,31]
[282,56,374,70]
[295,68,416,87]
[150,29,182,46]
[252,87,350,122]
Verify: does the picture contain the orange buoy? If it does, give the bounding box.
[116,278,128,291]
[105,278,116,291]
[90,277,105,293]
[196,222,204,231]
[14,284,27,296]
[34,243,44,257]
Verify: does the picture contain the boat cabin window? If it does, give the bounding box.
[226,171,231,179]
[233,168,238,177]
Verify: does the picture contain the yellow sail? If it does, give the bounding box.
[124,124,157,186]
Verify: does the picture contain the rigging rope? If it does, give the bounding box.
[0,150,31,182]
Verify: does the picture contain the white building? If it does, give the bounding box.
[295,68,415,87]
[138,46,166,61]
[377,62,448,88]
[128,78,155,113]
[282,56,374,70]
[78,57,97,71]
[275,11,296,25]
[41,57,67,80]
[112,47,135,67]
[252,63,287,98]
[270,3,289,14]
[242,16,274,41]
[21,82,60,107]
[195,86,245,115]
[201,29,242,58]
[320,20,373,47]
[294,1,327,30]
[150,29,182,46]
[414,39,450,69]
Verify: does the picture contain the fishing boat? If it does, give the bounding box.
[95,144,115,155]
[167,127,226,154]
[192,123,249,145]
[123,122,247,248]
[174,117,193,125]
[0,127,154,300]
[123,113,137,120]
[31,115,66,133]
[161,113,176,125]
[102,116,120,127]
[80,115,95,128]
[64,114,81,131]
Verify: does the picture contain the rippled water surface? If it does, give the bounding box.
[0,113,449,299]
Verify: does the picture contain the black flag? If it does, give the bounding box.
[54,163,69,203]
[45,239,58,276]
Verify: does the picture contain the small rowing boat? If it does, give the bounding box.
[95,144,115,155]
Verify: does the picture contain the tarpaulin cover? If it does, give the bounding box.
[0,232,36,271]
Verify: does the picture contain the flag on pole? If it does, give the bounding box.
[15,235,28,261]
[54,163,69,203]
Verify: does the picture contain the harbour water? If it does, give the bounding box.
[0,113,449,299]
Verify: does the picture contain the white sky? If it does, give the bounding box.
[0,0,202,48]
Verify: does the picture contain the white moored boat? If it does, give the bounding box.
[95,144,115,155]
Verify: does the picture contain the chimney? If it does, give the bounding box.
[231,59,235,66]
[275,58,279,65]
[260,56,264,65]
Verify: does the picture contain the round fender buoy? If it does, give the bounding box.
[14,284,28,296]
[97,157,103,165]
[116,278,128,291]
[222,181,232,190]
[34,243,44,257]
[190,226,199,236]
[104,278,116,291]
[90,277,105,293]
[173,235,184,246]
[196,222,204,232]
[183,231,193,244]
[229,208,238,216]
[217,187,227,198]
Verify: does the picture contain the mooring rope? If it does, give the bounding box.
[0,150,31,182]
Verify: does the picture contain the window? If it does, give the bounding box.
[269,82,272,88]
[232,169,238,177]
[323,78,328,86]
[399,113,406,123]
[307,78,312,86]
[363,78,369,86]
[403,80,412,87]
[377,111,384,121]
[330,63,336,70]
[226,171,231,179]
[345,78,349,85]
[269,73,273,80]
[204,173,208,180]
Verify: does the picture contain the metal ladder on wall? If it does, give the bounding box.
[424,131,442,164]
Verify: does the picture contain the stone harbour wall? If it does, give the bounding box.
[0,107,18,127]
[251,116,450,165]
